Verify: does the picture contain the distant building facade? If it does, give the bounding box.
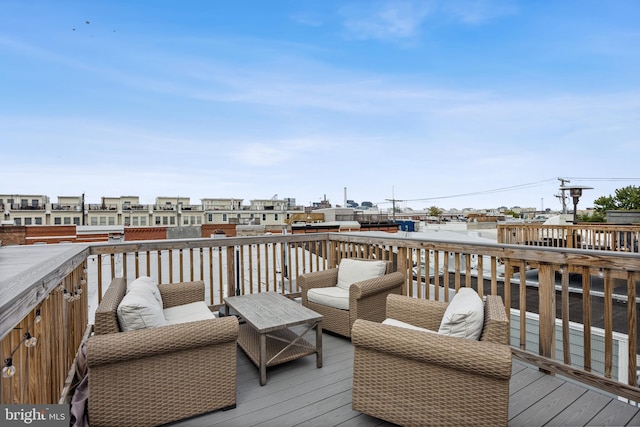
[1,193,304,230]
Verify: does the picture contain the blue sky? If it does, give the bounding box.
[1,1,639,210]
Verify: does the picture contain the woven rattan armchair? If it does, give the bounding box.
[352,293,512,427]
[298,259,405,338]
[86,278,239,427]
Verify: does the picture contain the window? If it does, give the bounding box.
[25,218,32,225]
[196,216,202,224]
[170,216,175,225]
[91,217,98,225]
[14,218,21,225]
[73,217,80,225]
[183,217,188,225]
[191,216,195,224]
[162,216,168,225]
[108,217,115,225]
[141,217,146,226]
[262,214,266,221]
[133,217,139,226]
[35,218,42,225]
[100,217,106,225]
[155,216,161,225]
[21,199,28,208]
[54,217,62,225]
[222,213,227,221]
[208,213,213,222]
[275,213,278,221]
[64,217,71,225]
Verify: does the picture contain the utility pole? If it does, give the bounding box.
[557,177,570,214]
[385,186,404,222]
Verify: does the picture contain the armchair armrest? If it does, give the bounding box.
[158,281,205,308]
[386,294,447,331]
[352,319,512,380]
[87,316,238,366]
[351,271,405,299]
[297,268,339,292]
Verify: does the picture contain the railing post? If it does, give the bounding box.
[396,246,408,295]
[538,263,556,373]
[226,246,236,296]
[328,237,337,268]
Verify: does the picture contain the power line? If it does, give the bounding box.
[564,177,640,182]
[375,177,640,205]
[385,178,556,203]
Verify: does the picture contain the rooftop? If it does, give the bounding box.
[1,226,639,425]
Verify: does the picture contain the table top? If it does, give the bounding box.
[224,292,322,333]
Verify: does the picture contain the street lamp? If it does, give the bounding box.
[559,185,593,224]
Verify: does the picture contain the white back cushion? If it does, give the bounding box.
[336,259,387,290]
[117,285,166,331]
[127,276,163,308]
[438,288,484,340]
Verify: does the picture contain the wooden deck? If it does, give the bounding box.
[171,329,640,427]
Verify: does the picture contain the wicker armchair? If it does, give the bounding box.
[352,293,512,427]
[86,278,238,427]
[298,259,405,338]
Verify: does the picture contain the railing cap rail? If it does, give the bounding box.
[0,244,89,341]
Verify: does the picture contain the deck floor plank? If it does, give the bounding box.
[293,402,365,427]
[627,407,640,426]
[509,361,548,395]
[509,373,564,420]
[172,331,638,427]
[509,381,586,426]
[587,399,640,426]
[545,389,618,426]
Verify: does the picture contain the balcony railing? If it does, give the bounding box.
[2,232,640,407]
[498,223,640,253]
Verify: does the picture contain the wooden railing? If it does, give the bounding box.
[2,231,640,405]
[0,250,89,405]
[88,235,333,307]
[498,223,640,253]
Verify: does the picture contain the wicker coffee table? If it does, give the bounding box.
[224,292,323,385]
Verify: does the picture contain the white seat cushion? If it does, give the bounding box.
[307,286,350,310]
[438,288,484,340]
[383,318,437,334]
[127,276,163,308]
[117,285,167,331]
[336,259,387,290]
[163,301,215,325]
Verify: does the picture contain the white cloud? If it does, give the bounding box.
[442,0,518,24]
[337,0,517,42]
[339,1,433,41]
